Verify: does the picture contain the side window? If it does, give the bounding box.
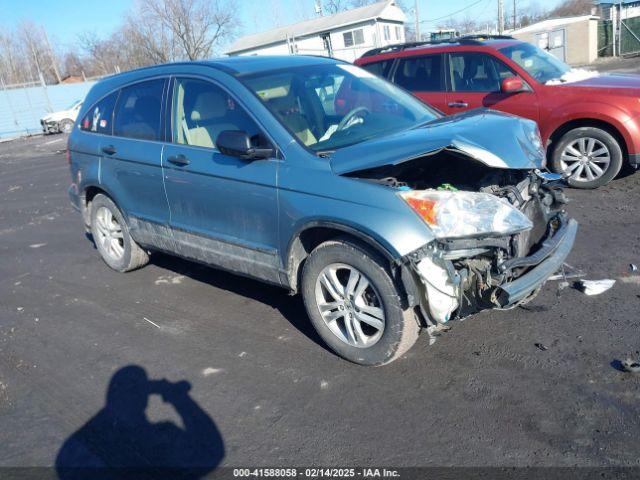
[360,60,393,79]
[80,92,118,135]
[394,55,444,92]
[113,79,164,141]
[172,78,267,150]
[450,53,516,92]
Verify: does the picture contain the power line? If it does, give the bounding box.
[419,0,485,24]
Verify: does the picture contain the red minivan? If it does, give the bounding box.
[355,36,640,188]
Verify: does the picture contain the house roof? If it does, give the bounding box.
[509,14,599,35]
[226,0,405,54]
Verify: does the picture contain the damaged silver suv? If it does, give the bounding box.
[68,56,577,365]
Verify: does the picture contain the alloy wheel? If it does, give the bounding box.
[559,137,611,183]
[94,206,125,261]
[314,263,385,348]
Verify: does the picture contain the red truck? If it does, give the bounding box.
[354,35,640,188]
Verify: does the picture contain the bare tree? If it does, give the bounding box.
[141,0,238,61]
[548,0,594,17]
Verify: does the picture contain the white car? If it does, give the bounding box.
[40,100,83,134]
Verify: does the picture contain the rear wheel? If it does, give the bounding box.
[301,238,420,366]
[90,194,149,272]
[550,127,623,189]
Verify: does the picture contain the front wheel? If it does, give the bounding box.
[301,238,420,366]
[550,127,623,189]
[59,119,74,134]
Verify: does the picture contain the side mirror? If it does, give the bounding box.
[216,130,274,160]
[501,76,524,93]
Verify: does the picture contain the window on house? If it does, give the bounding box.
[354,29,364,45]
[343,31,354,47]
[343,29,364,47]
[384,25,391,41]
[395,26,402,40]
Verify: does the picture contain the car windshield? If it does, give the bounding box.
[242,63,440,152]
[499,42,571,84]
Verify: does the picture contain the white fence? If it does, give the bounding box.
[0,81,98,139]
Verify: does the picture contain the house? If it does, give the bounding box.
[509,15,600,65]
[225,0,406,62]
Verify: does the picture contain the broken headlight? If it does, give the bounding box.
[400,190,533,239]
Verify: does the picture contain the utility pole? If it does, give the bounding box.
[41,27,62,84]
[497,0,504,34]
[414,0,420,41]
[513,0,517,30]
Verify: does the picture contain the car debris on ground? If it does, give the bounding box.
[621,358,640,374]
[577,279,616,296]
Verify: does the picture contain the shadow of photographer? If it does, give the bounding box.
[56,365,224,480]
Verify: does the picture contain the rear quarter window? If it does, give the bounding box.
[80,91,118,135]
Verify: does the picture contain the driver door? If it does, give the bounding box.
[162,77,281,284]
[445,52,539,123]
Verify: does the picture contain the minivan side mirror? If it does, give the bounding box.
[217,130,275,160]
[501,76,525,93]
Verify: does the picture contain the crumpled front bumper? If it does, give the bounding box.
[41,119,58,134]
[409,214,578,324]
[494,217,578,307]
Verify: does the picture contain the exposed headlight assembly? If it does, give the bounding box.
[400,190,533,239]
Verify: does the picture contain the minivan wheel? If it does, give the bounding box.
[301,238,420,366]
[550,127,623,189]
[90,194,149,272]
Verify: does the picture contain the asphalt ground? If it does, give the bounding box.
[1,134,639,475]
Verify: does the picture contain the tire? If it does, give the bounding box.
[301,237,420,366]
[59,119,74,134]
[550,127,623,189]
[90,194,149,272]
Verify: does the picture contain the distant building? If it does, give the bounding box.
[60,75,84,84]
[225,0,406,62]
[509,15,600,65]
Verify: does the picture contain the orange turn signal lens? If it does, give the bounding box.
[403,194,438,226]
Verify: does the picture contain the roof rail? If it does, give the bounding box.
[360,34,515,57]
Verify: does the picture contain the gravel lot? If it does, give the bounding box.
[1,134,639,473]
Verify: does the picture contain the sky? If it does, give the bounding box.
[0,0,565,50]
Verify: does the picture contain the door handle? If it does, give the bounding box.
[101,145,116,155]
[167,154,190,166]
[448,101,469,108]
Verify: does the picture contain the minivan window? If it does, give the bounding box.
[394,55,444,91]
[172,78,267,149]
[80,92,118,135]
[113,79,164,141]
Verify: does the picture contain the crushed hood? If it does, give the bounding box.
[330,109,545,176]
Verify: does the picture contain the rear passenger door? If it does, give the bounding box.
[100,78,171,246]
[391,54,448,112]
[445,52,539,121]
[162,77,281,284]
